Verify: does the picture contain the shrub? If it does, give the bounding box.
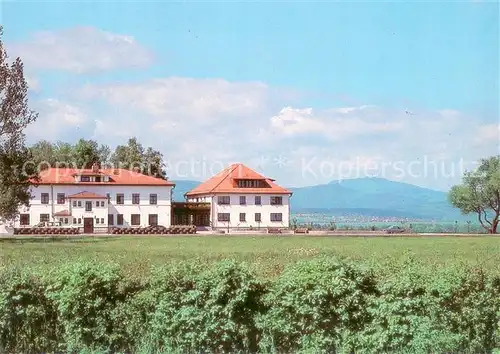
[358,268,462,353]
[0,267,58,352]
[432,267,500,352]
[149,260,265,353]
[257,257,378,353]
[44,261,124,352]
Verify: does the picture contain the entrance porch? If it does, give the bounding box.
[172,202,211,227]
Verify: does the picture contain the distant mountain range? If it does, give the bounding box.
[171,180,201,201]
[171,177,469,221]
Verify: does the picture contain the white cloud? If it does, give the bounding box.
[80,77,275,121]
[475,123,500,144]
[25,75,40,92]
[24,76,499,191]
[10,26,154,73]
[269,106,404,140]
[26,99,89,142]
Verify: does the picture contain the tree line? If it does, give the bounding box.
[29,137,167,179]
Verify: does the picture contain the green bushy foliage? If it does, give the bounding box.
[0,267,58,352]
[359,260,500,353]
[0,258,498,353]
[149,260,265,353]
[358,267,462,353]
[44,261,125,352]
[257,257,378,353]
[433,267,500,352]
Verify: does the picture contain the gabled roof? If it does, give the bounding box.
[54,210,71,216]
[185,163,291,196]
[67,191,108,199]
[33,168,175,186]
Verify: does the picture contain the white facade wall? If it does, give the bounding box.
[187,194,290,229]
[15,184,173,228]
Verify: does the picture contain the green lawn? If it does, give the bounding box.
[1,235,499,279]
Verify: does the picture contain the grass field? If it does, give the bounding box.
[1,235,499,279]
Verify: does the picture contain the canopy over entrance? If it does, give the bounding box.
[172,202,210,227]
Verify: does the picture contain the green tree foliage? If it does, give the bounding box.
[0,26,38,220]
[72,138,102,169]
[29,137,166,178]
[111,137,166,178]
[449,155,500,233]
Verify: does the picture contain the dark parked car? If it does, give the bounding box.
[385,225,406,234]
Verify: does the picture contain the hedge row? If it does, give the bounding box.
[110,225,196,234]
[1,258,499,353]
[14,227,80,235]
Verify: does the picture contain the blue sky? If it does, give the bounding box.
[2,1,499,190]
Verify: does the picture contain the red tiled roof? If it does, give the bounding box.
[32,168,175,186]
[54,210,71,216]
[185,163,291,196]
[67,191,108,199]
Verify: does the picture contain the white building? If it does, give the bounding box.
[183,163,292,230]
[15,164,175,233]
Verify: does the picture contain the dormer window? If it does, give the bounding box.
[236,179,266,188]
[75,174,110,183]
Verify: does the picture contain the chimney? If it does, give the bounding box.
[92,162,99,173]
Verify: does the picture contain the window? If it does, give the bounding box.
[96,218,100,224]
[218,213,230,222]
[108,214,114,225]
[149,194,158,205]
[218,196,230,205]
[132,194,140,205]
[73,218,76,224]
[106,193,110,202]
[255,213,261,222]
[131,214,141,225]
[40,214,49,222]
[20,214,30,225]
[72,201,77,207]
[271,213,283,222]
[78,218,81,224]
[117,214,124,225]
[239,213,246,222]
[64,218,68,224]
[149,214,158,226]
[80,176,91,182]
[101,218,104,224]
[270,196,283,205]
[41,193,49,204]
[255,196,261,205]
[237,179,264,188]
[239,196,246,205]
[96,201,100,207]
[85,201,92,212]
[95,176,101,182]
[100,201,105,207]
[77,201,82,207]
[59,218,63,224]
[116,194,124,205]
[57,193,65,204]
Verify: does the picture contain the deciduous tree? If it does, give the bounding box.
[111,137,166,178]
[0,26,38,220]
[449,155,500,234]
